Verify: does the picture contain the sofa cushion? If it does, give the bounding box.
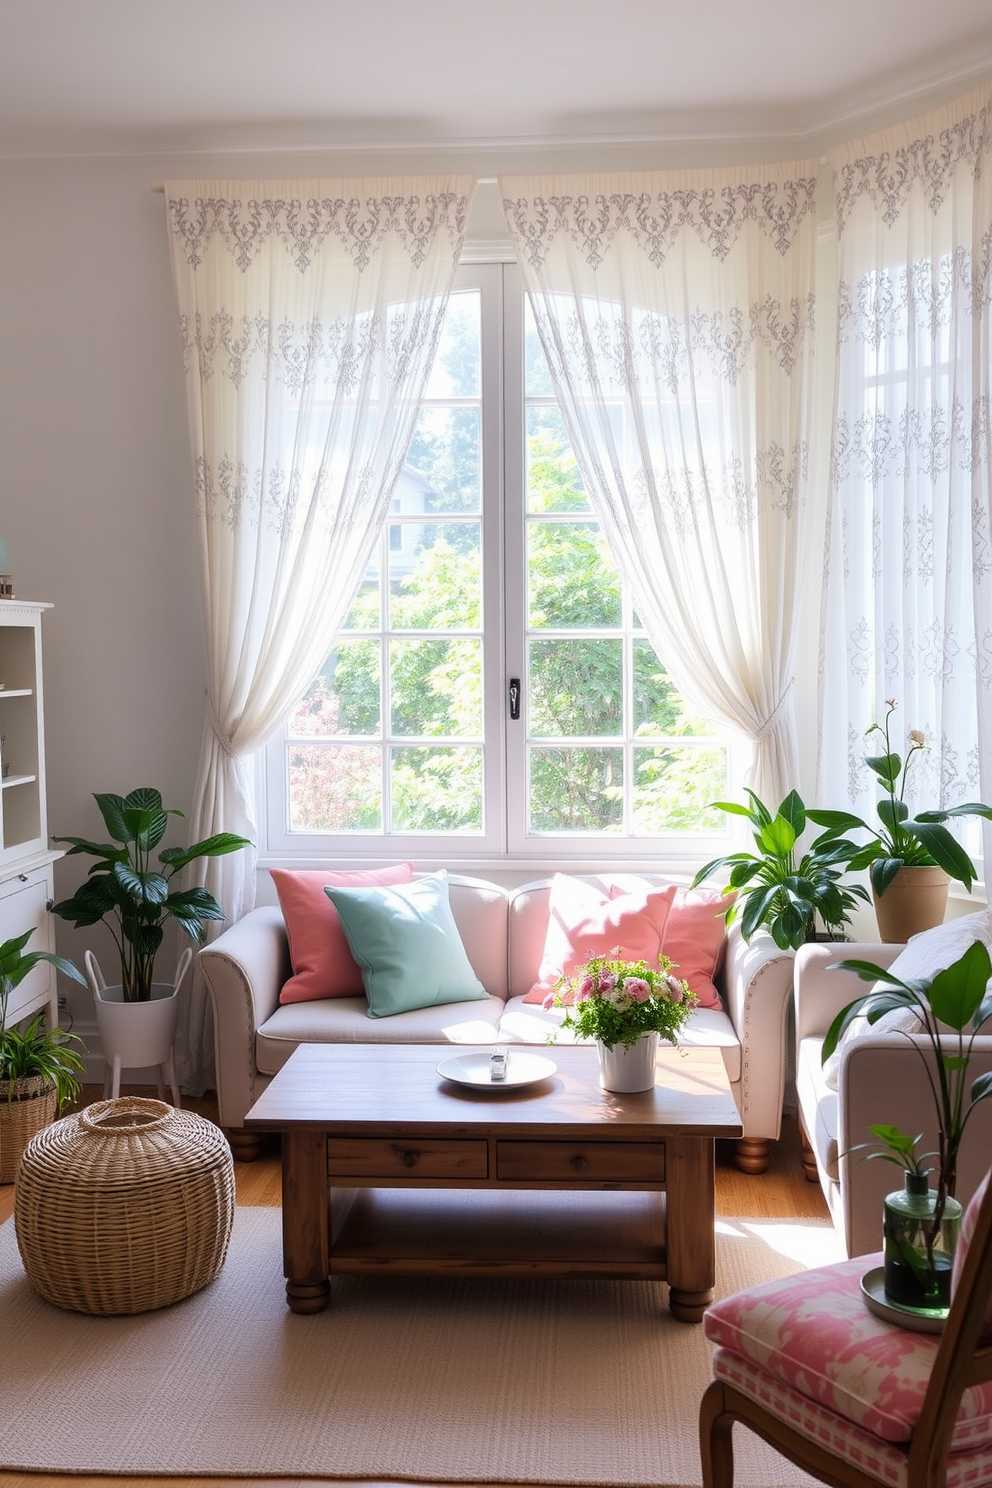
[256,993,506,1073]
[325,870,489,1018]
[660,886,730,1010]
[704,1252,992,1449]
[496,996,743,1081]
[522,875,677,1002]
[272,863,413,1004]
[823,908,992,1089]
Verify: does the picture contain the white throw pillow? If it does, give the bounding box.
[823,908,992,1091]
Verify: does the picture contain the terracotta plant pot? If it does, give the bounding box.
[872,866,950,944]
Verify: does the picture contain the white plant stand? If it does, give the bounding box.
[84,947,192,1106]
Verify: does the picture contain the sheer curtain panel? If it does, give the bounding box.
[500,167,819,805]
[818,86,992,876]
[164,177,474,1091]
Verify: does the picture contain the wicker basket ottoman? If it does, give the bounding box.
[14,1096,235,1315]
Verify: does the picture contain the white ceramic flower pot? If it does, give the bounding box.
[85,948,192,1104]
[596,1031,659,1092]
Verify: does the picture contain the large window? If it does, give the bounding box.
[264,265,737,864]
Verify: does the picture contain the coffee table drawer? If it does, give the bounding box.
[496,1140,664,1183]
[327,1137,489,1179]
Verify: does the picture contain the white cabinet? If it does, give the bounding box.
[0,602,60,1029]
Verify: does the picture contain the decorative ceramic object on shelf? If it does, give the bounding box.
[595,1031,659,1093]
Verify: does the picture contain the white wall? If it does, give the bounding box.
[0,139,909,1035]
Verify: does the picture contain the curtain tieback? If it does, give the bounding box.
[754,679,795,743]
[206,695,237,760]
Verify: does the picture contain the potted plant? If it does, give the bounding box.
[808,700,992,940]
[542,950,696,1091]
[691,789,869,951]
[51,787,250,1090]
[823,937,992,1311]
[0,929,87,1183]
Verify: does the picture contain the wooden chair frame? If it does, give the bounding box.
[699,1170,992,1488]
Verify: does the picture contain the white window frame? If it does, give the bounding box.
[260,261,742,872]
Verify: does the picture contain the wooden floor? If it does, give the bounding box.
[0,1085,828,1488]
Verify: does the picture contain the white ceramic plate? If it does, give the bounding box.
[436,1050,557,1090]
[859,1266,947,1333]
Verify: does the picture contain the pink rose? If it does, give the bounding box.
[596,971,617,993]
[665,975,685,1003]
[624,977,651,1003]
[576,975,596,1001]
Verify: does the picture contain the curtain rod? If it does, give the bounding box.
[151,176,499,192]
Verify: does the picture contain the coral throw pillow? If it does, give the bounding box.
[661,887,731,1011]
[272,864,414,1003]
[524,876,677,1002]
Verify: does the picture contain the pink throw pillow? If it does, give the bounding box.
[273,864,414,1003]
[660,887,731,1011]
[523,875,677,1002]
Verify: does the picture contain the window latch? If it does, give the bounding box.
[508,677,521,721]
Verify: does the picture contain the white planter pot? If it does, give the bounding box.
[596,1031,659,1093]
[85,949,192,1105]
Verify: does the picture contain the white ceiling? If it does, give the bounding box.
[3,0,992,159]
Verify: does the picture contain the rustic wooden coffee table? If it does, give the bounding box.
[245,1041,742,1323]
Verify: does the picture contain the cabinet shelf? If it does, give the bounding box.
[2,773,37,789]
[0,688,32,699]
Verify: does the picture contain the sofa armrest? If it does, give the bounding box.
[198,906,291,1137]
[794,941,904,1046]
[716,923,797,1146]
[838,1035,992,1258]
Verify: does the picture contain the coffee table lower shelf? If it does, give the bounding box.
[328,1185,668,1281]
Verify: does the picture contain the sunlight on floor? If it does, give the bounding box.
[716,1216,845,1269]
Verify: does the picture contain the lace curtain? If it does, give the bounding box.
[164,176,474,1090]
[818,86,992,872]
[499,167,819,805]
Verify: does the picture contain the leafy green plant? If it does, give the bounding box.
[808,700,992,896]
[692,789,869,951]
[52,787,251,1003]
[0,930,87,1111]
[823,938,992,1249]
[542,951,696,1051]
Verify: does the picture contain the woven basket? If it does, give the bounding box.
[0,1076,57,1185]
[14,1096,235,1314]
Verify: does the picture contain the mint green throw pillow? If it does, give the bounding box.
[323,871,488,1018]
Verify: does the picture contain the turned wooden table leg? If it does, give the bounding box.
[734,1138,770,1175]
[281,1127,330,1313]
[226,1129,262,1162]
[797,1115,819,1183]
[665,1134,715,1323]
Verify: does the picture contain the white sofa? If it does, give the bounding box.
[794,934,992,1259]
[200,873,797,1170]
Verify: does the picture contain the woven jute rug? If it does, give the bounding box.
[0,1206,840,1485]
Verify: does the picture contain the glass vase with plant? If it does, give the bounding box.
[823,937,992,1310]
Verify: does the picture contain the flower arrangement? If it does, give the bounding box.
[809,700,992,897]
[543,951,697,1050]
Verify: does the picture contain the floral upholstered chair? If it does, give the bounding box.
[698,1168,992,1488]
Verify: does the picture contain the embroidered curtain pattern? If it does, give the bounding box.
[500,167,818,804]
[818,86,992,866]
[165,176,473,1090]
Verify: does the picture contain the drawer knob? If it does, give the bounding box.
[399,1148,419,1168]
[569,1154,587,1172]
